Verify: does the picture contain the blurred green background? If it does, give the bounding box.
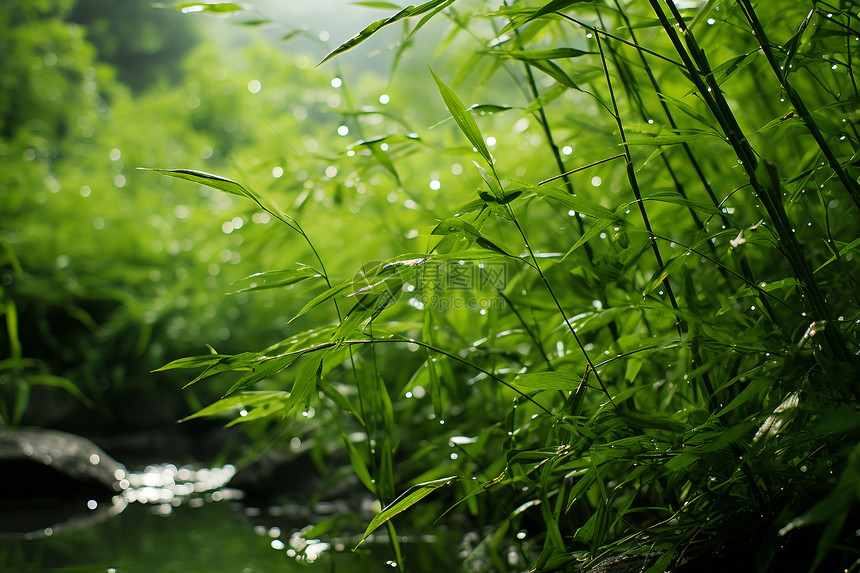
[0,0,405,433]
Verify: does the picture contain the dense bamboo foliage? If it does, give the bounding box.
[4,0,859,571]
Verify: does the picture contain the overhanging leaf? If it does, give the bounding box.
[355,476,456,548]
[318,0,451,65]
[230,266,322,294]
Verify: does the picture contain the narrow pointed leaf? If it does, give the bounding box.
[287,353,324,414]
[223,353,300,396]
[230,266,321,294]
[430,68,493,165]
[355,477,456,548]
[139,168,254,200]
[512,371,578,392]
[318,0,450,65]
[289,281,353,323]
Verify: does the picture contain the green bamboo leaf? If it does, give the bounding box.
[344,435,376,494]
[152,353,234,372]
[512,371,578,392]
[319,379,365,426]
[378,437,395,502]
[181,391,285,422]
[814,237,860,273]
[561,218,614,261]
[520,84,567,117]
[226,395,290,426]
[688,0,726,30]
[0,358,37,371]
[499,48,593,61]
[656,93,713,128]
[404,0,455,42]
[223,353,300,396]
[184,352,261,388]
[643,254,687,295]
[524,59,579,89]
[138,167,254,200]
[431,218,519,259]
[27,374,95,409]
[287,353,324,414]
[139,167,299,231]
[168,2,247,14]
[534,185,618,220]
[716,377,771,417]
[318,0,451,65]
[711,51,759,86]
[333,293,395,341]
[429,68,493,165]
[230,266,322,294]
[467,104,515,115]
[289,281,353,323]
[619,407,685,433]
[355,477,456,548]
[353,1,402,8]
[624,129,720,146]
[4,301,21,359]
[499,0,594,34]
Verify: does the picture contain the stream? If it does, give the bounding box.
[0,428,463,572]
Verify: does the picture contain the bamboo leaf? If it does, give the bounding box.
[287,353,324,414]
[431,218,519,259]
[168,2,247,14]
[230,265,321,294]
[355,477,456,547]
[643,254,687,295]
[534,185,618,220]
[499,0,595,34]
[289,281,353,323]
[181,391,286,422]
[26,374,95,409]
[500,48,593,60]
[344,435,376,494]
[512,371,578,392]
[223,353,300,396]
[152,353,236,372]
[561,218,614,261]
[139,168,254,199]
[318,0,451,65]
[430,68,493,165]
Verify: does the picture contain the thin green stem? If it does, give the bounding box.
[737,0,860,212]
[493,164,615,405]
[651,0,850,362]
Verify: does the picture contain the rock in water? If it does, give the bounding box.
[0,427,127,539]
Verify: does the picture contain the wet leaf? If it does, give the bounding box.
[318,0,452,65]
[355,476,456,547]
[230,265,321,294]
[289,281,353,323]
[430,68,493,165]
[223,353,300,396]
[287,352,323,414]
[170,2,247,15]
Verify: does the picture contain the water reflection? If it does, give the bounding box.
[0,428,465,571]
